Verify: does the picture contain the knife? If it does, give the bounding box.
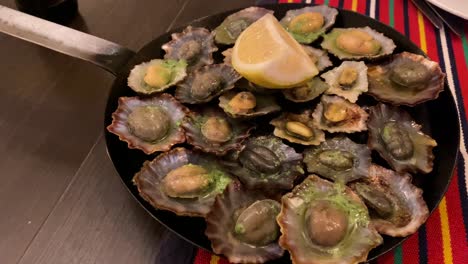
[411,0,444,29]
[426,2,464,36]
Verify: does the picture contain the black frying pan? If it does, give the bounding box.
[0,3,460,263]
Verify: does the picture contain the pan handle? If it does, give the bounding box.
[0,5,135,75]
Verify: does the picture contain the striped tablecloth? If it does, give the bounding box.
[193,0,468,263]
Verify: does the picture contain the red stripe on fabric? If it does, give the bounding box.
[407,1,420,45]
[193,249,214,264]
[425,210,445,264]
[315,0,325,4]
[419,15,445,264]
[418,7,444,264]
[403,232,420,263]
[393,0,405,33]
[450,33,468,119]
[379,0,389,25]
[424,18,440,62]
[328,0,339,7]
[424,9,468,263]
[343,0,352,10]
[445,171,468,263]
[356,0,366,15]
[377,251,395,264]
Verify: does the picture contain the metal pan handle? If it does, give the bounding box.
[0,5,135,75]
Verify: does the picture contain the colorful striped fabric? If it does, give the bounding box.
[193,0,468,263]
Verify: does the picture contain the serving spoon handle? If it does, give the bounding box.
[0,5,135,76]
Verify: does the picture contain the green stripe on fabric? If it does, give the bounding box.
[324,0,330,5]
[389,0,395,27]
[462,32,468,67]
[394,245,403,264]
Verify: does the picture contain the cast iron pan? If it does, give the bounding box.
[0,3,460,263]
[104,4,460,262]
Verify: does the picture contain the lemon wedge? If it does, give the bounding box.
[231,13,318,89]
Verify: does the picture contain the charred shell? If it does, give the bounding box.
[367,103,437,174]
[162,26,218,70]
[270,109,325,145]
[182,107,254,155]
[278,175,383,264]
[133,147,232,217]
[223,136,303,191]
[322,61,368,103]
[349,164,429,237]
[205,181,284,263]
[214,7,274,45]
[312,95,368,133]
[303,136,371,183]
[127,59,187,95]
[367,52,445,106]
[321,27,396,60]
[106,94,188,154]
[280,5,338,44]
[175,64,241,104]
[219,91,281,119]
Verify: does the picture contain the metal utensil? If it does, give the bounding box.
[411,0,444,29]
[0,6,134,75]
[427,1,465,36]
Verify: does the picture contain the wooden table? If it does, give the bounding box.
[0,0,257,263]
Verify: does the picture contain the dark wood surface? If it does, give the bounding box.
[0,0,256,263]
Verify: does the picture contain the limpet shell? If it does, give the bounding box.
[183,107,255,155]
[367,103,437,174]
[321,27,396,60]
[127,59,187,95]
[223,136,303,192]
[303,136,371,183]
[133,147,232,217]
[302,45,333,72]
[214,7,274,45]
[270,109,325,145]
[322,61,368,103]
[350,164,429,237]
[162,26,218,70]
[277,175,383,264]
[282,77,329,103]
[367,52,445,106]
[175,64,241,104]
[312,95,368,133]
[205,181,284,263]
[222,48,233,66]
[106,94,187,154]
[280,5,338,44]
[219,91,281,119]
